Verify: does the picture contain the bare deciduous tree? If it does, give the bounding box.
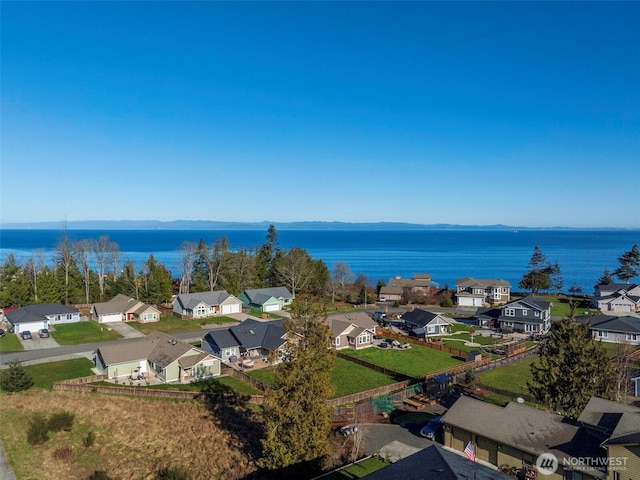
[54,229,75,305]
[274,247,315,298]
[24,250,46,303]
[74,239,93,304]
[177,241,196,295]
[332,261,353,303]
[93,235,119,299]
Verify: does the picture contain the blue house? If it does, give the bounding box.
[238,287,294,312]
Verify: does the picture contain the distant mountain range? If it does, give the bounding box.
[0,220,633,230]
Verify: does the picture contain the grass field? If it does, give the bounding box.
[130,315,238,334]
[246,357,399,399]
[478,356,536,395]
[339,345,465,378]
[322,456,389,479]
[0,333,23,353]
[24,358,96,389]
[52,321,123,345]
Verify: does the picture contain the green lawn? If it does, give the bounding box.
[52,322,123,345]
[340,345,465,378]
[478,356,536,395]
[246,357,399,399]
[322,456,389,479]
[0,334,23,353]
[129,315,238,335]
[24,358,96,390]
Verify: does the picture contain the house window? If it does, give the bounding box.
[359,333,370,344]
[335,337,340,346]
[534,311,539,317]
[195,306,207,317]
[503,321,514,327]
[597,331,608,338]
[522,310,527,316]
[525,324,535,332]
[223,348,234,357]
[627,334,638,341]
[505,309,515,317]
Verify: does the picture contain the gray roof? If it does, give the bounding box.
[174,290,238,311]
[6,303,79,325]
[577,397,640,434]
[441,396,603,465]
[330,319,353,337]
[576,314,640,335]
[456,277,511,288]
[362,445,510,480]
[92,294,140,315]
[204,329,240,349]
[242,287,293,304]
[401,309,442,328]
[227,319,286,352]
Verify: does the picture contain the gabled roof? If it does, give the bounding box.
[456,277,511,288]
[227,319,286,351]
[241,287,293,304]
[401,309,451,328]
[576,314,640,335]
[6,303,79,325]
[577,397,640,435]
[204,329,240,349]
[361,444,510,480]
[596,283,639,294]
[330,319,353,337]
[441,396,603,464]
[96,331,203,370]
[174,290,239,311]
[505,295,551,311]
[92,294,141,315]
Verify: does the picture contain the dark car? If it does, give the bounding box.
[39,328,50,338]
[419,416,443,440]
[21,330,32,340]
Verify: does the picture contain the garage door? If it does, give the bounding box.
[16,321,46,334]
[101,314,122,323]
[264,304,280,312]
[221,304,240,315]
[473,298,484,307]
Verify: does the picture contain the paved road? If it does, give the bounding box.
[361,423,437,456]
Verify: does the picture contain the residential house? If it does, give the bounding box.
[593,283,640,314]
[455,277,511,307]
[497,296,551,336]
[201,318,288,363]
[173,290,242,319]
[577,314,640,346]
[94,331,220,383]
[474,307,502,328]
[401,309,454,337]
[326,312,378,350]
[441,395,620,480]
[238,286,294,312]
[577,397,640,480]
[6,304,81,334]
[361,444,511,479]
[91,294,161,323]
[378,274,439,302]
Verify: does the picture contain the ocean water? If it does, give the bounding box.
[0,229,638,293]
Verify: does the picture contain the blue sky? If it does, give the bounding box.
[2,1,639,228]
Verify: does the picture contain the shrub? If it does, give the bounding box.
[52,444,74,462]
[0,360,34,392]
[26,414,49,445]
[156,466,192,480]
[48,411,75,432]
[83,431,96,448]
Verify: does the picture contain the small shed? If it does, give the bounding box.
[466,350,482,363]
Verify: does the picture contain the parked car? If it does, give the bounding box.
[338,425,358,436]
[419,416,443,440]
[0,328,5,337]
[39,328,50,338]
[21,330,32,340]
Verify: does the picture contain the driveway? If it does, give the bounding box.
[361,423,436,457]
[19,333,60,350]
[105,322,145,339]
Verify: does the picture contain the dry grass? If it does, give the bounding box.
[0,389,261,480]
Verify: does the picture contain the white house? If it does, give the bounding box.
[173,290,242,319]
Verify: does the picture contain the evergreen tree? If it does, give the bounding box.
[528,314,613,418]
[0,360,34,392]
[190,239,210,293]
[115,260,139,299]
[549,261,563,294]
[612,244,640,283]
[518,246,551,294]
[0,253,31,307]
[140,255,173,304]
[256,225,280,287]
[259,296,335,471]
[596,268,614,286]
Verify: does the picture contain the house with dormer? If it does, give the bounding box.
[497,295,551,335]
[593,283,640,314]
[455,277,511,307]
[173,290,242,319]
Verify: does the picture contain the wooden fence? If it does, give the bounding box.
[326,379,412,408]
[380,330,471,358]
[221,366,271,392]
[336,352,418,381]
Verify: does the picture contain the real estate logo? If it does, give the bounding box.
[536,453,559,475]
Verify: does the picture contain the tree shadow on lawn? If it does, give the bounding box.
[196,378,264,463]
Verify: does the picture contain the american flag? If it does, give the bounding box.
[464,441,476,461]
